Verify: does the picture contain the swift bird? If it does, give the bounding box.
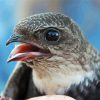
[3,12,100,100]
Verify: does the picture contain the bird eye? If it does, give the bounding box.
[45,29,60,42]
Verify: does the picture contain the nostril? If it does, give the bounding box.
[6,34,22,46]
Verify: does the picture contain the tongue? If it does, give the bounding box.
[7,43,46,62]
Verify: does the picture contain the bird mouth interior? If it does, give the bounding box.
[7,43,51,62]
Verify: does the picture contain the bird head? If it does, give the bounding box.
[7,13,87,63]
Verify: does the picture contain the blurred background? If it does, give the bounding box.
[0,0,100,93]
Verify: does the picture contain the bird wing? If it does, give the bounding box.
[66,69,100,100]
[2,62,43,99]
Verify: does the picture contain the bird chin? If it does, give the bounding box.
[7,43,51,62]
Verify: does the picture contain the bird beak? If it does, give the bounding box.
[6,34,51,62]
[6,34,23,46]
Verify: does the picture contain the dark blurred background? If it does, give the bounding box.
[0,0,100,93]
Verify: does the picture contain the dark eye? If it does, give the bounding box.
[45,30,60,42]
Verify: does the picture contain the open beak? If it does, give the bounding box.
[6,34,51,62]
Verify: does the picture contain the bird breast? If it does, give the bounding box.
[31,56,94,95]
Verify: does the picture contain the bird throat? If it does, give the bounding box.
[26,57,99,94]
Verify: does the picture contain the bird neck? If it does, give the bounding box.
[81,44,100,71]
